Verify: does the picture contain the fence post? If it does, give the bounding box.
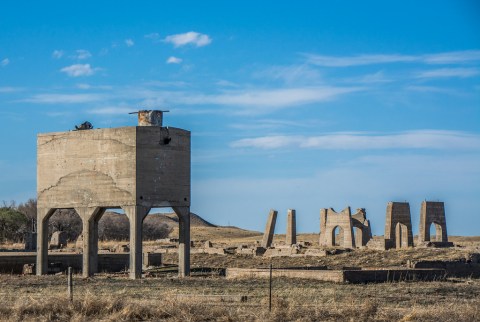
[269,263,272,312]
[67,267,73,302]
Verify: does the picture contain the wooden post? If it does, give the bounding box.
[67,267,73,302]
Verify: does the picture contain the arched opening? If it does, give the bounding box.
[353,226,363,248]
[395,223,408,249]
[429,222,443,242]
[48,209,82,250]
[332,226,344,247]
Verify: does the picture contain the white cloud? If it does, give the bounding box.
[72,49,92,60]
[1,58,9,67]
[21,93,104,104]
[60,64,96,77]
[416,68,479,79]
[52,50,64,59]
[125,39,134,47]
[305,50,480,67]
[166,56,182,64]
[164,31,212,47]
[231,130,480,150]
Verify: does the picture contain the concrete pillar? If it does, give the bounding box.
[286,209,296,245]
[76,207,105,278]
[173,206,190,277]
[36,208,54,275]
[261,209,278,248]
[123,206,150,279]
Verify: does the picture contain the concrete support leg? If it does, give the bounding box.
[76,207,105,277]
[173,206,190,277]
[286,209,296,245]
[36,208,54,276]
[261,209,278,248]
[123,206,150,279]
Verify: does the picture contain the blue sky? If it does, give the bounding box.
[1,1,479,236]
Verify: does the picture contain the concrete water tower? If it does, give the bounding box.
[36,110,191,279]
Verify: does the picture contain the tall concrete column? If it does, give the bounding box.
[123,206,150,279]
[261,209,278,248]
[286,209,296,245]
[76,207,105,277]
[173,206,190,277]
[36,208,54,275]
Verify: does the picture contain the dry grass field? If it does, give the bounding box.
[0,274,479,321]
[1,224,479,321]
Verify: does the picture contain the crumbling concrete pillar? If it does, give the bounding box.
[75,207,105,278]
[418,201,448,243]
[286,209,296,245]
[36,208,55,276]
[261,209,278,248]
[123,206,150,279]
[173,206,190,277]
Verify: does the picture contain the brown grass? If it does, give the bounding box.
[0,274,479,321]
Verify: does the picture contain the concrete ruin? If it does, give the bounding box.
[319,207,371,248]
[261,209,277,248]
[418,201,449,244]
[384,202,414,249]
[49,231,67,249]
[36,110,191,279]
[319,207,355,248]
[286,209,297,245]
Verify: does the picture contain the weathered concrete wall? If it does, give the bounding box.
[410,259,480,278]
[226,267,446,283]
[418,201,448,243]
[136,127,190,208]
[0,253,162,274]
[384,202,413,249]
[319,207,355,248]
[37,126,190,209]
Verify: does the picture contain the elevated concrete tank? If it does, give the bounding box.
[36,110,190,279]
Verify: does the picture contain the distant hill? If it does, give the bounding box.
[102,211,217,228]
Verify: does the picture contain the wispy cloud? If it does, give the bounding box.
[144,32,160,40]
[166,56,182,64]
[177,86,361,112]
[164,31,212,47]
[423,50,480,64]
[305,50,480,67]
[1,58,9,67]
[231,130,480,150]
[86,106,133,114]
[253,64,322,85]
[416,67,479,79]
[0,86,23,93]
[60,64,96,77]
[72,49,92,60]
[21,93,105,104]
[305,53,417,67]
[52,50,64,59]
[125,39,134,47]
